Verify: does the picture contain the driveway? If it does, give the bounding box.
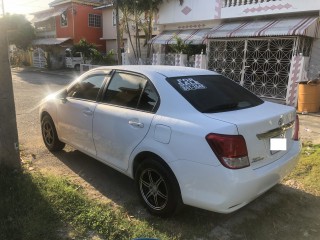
[12,68,320,240]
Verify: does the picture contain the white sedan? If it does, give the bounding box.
[40,66,301,217]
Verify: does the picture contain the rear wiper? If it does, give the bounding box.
[202,103,238,113]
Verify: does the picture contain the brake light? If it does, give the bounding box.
[292,115,300,141]
[206,133,250,169]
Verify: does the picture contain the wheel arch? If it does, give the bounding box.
[132,151,181,194]
[40,111,51,121]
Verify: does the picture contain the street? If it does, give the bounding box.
[11,68,320,240]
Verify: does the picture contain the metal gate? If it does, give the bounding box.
[208,38,295,100]
[33,48,47,68]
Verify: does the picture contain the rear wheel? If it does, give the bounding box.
[41,115,65,152]
[135,158,182,217]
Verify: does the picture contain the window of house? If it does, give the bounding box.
[60,10,68,27]
[88,14,101,28]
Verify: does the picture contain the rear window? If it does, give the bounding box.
[167,75,263,113]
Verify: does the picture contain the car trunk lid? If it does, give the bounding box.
[204,102,297,169]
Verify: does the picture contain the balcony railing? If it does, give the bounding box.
[223,0,280,7]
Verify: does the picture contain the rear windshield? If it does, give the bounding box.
[167,75,264,113]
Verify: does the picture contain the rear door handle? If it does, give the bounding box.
[129,120,144,128]
[83,109,93,116]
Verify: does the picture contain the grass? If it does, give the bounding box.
[1,145,320,240]
[0,164,178,240]
[286,143,320,195]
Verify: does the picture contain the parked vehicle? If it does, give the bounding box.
[65,48,84,71]
[39,66,301,217]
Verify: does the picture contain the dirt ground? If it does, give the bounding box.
[12,68,320,240]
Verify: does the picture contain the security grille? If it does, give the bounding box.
[208,38,296,100]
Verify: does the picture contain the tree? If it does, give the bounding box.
[118,0,183,60]
[72,39,116,65]
[1,14,35,50]
[72,39,98,63]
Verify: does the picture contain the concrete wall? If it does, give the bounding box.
[157,0,320,26]
[221,0,320,19]
[102,7,117,40]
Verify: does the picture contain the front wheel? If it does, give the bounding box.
[41,115,65,152]
[135,158,182,217]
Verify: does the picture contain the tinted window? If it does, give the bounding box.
[67,75,105,101]
[103,72,147,109]
[137,81,159,112]
[167,75,263,113]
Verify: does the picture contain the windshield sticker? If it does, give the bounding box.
[177,78,207,91]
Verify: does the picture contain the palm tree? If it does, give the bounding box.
[118,0,183,60]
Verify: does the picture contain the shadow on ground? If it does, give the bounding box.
[51,149,320,240]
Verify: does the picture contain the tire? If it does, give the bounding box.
[135,158,182,217]
[41,115,65,152]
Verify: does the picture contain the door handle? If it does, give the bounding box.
[83,109,93,116]
[129,120,144,128]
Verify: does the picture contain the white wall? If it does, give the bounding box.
[221,0,320,19]
[157,0,320,27]
[157,0,216,25]
[308,39,320,80]
[102,7,117,40]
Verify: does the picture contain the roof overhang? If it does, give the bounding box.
[32,7,68,23]
[149,28,211,45]
[207,16,320,38]
[32,38,71,46]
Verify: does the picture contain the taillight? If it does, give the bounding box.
[292,114,300,141]
[206,133,250,169]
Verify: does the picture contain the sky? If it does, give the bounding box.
[2,0,52,15]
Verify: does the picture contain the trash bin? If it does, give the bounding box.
[298,80,320,113]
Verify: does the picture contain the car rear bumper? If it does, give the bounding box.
[169,140,301,213]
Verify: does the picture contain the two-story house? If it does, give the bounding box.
[151,0,320,106]
[32,0,105,69]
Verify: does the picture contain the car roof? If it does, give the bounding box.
[93,65,218,78]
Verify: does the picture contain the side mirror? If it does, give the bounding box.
[58,89,68,103]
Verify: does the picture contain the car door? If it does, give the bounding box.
[93,71,159,171]
[57,74,107,156]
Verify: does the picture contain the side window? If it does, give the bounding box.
[137,81,159,112]
[103,72,147,109]
[67,75,105,101]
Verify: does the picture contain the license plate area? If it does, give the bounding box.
[270,136,287,155]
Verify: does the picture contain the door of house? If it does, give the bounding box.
[33,48,46,68]
[208,38,295,100]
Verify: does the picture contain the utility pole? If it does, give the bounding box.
[1,0,4,16]
[0,20,20,168]
[114,0,122,65]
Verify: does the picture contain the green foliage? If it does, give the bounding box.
[91,49,117,66]
[168,36,206,57]
[72,39,97,63]
[286,144,320,195]
[0,14,35,50]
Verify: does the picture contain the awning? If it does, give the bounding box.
[150,28,211,45]
[207,16,319,38]
[32,38,71,46]
[32,7,68,23]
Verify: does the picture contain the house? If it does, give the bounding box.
[96,1,157,64]
[31,0,105,69]
[151,0,320,106]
